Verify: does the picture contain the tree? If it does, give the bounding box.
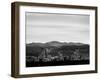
[71,49,81,60]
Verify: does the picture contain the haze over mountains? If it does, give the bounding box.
[26,41,88,47]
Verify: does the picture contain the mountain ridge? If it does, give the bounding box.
[26,41,89,47]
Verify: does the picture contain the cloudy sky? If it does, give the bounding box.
[26,12,90,44]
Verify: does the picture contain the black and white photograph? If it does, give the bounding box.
[11,2,97,77]
[26,12,90,67]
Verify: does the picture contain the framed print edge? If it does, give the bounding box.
[11,2,20,78]
[95,6,98,73]
[11,2,98,78]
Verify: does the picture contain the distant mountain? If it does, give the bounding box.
[45,41,65,47]
[26,41,88,47]
[27,42,44,47]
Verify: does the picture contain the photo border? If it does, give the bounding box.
[11,2,98,78]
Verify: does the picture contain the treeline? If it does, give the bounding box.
[26,44,89,59]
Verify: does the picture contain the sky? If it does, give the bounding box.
[26,12,90,44]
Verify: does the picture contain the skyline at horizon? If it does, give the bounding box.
[26,41,89,45]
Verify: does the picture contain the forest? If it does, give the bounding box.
[26,41,89,67]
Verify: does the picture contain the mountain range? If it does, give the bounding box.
[26,41,88,47]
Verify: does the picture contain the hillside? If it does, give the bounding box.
[26,41,89,59]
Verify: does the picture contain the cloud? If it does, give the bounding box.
[26,12,90,44]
